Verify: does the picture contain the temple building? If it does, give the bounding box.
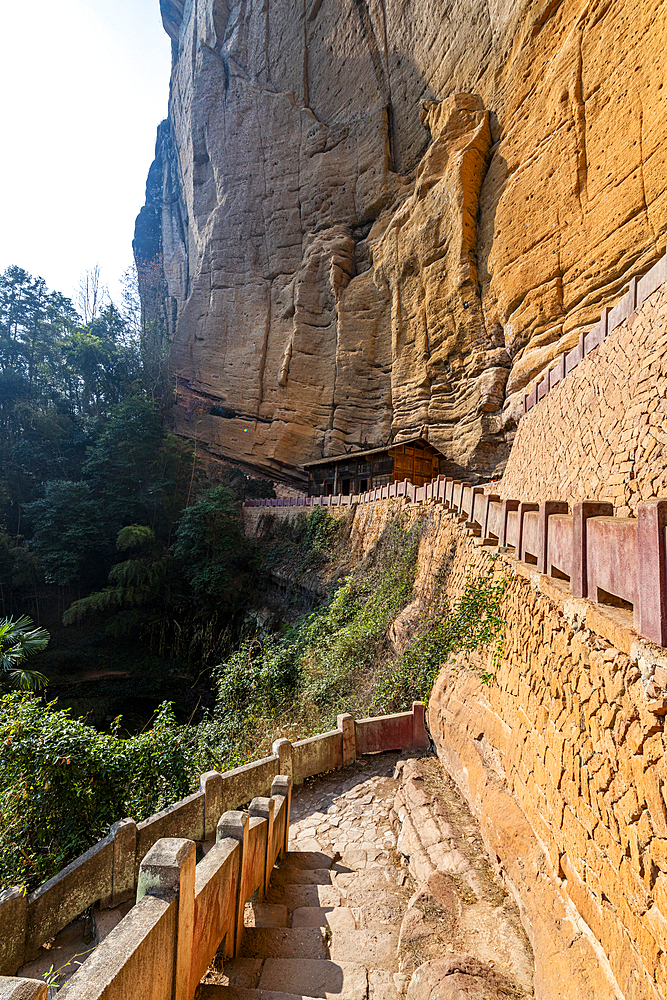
[303,437,443,497]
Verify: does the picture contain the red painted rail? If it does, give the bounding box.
[246,479,667,648]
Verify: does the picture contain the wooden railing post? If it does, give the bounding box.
[272,737,293,780]
[638,500,667,646]
[337,712,356,765]
[110,817,137,906]
[200,771,224,841]
[571,501,614,598]
[271,776,292,857]
[249,797,275,899]
[536,501,569,573]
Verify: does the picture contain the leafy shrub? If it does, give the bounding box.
[371,556,507,713]
[0,695,193,891]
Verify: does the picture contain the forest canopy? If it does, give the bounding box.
[0,265,269,626]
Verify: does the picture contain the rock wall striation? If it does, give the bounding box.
[137,0,667,481]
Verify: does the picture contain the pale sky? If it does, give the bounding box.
[0,0,172,307]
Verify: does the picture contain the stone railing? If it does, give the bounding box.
[0,704,429,1000]
[522,251,667,413]
[244,477,464,508]
[246,477,667,650]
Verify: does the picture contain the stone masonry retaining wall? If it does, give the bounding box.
[502,270,667,515]
[427,536,667,1000]
[247,475,667,650]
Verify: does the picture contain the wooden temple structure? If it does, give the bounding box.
[303,436,443,497]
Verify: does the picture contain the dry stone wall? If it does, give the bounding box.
[416,510,667,1000]
[500,279,667,514]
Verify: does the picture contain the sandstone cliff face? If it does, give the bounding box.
[137,0,667,482]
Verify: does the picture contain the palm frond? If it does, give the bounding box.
[7,668,49,692]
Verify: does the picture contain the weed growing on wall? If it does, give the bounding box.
[371,556,507,713]
[257,507,343,583]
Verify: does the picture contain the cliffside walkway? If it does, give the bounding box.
[198,752,534,1000]
[200,753,408,1000]
[1,706,532,1000]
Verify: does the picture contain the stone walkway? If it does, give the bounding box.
[21,750,534,998]
[199,751,534,1000]
[199,752,412,1000]
[288,752,405,863]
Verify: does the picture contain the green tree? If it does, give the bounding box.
[82,396,178,536]
[62,525,179,630]
[0,615,49,690]
[0,534,43,618]
[172,486,254,605]
[24,481,104,587]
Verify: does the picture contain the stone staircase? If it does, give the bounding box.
[199,847,406,1000]
[195,751,535,1000]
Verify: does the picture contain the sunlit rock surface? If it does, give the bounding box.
[136,0,667,481]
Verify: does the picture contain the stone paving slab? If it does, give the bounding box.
[334,871,408,930]
[221,958,264,988]
[291,907,358,931]
[201,751,532,999]
[271,868,334,886]
[245,904,289,928]
[368,969,407,1000]
[265,885,342,910]
[240,928,328,960]
[330,930,399,970]
[258,959,368,1000]
[277,852,335,871]
[198,989,322,1000]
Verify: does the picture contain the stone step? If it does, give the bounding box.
[330,929,399,971]
[277,851,335,870]
[292,906,358,931]
[239,927,328,960]
[265,884,341,910]
[270,868,333,886]
[221,958,264,989]
[198,989,321,1000]
[245,903,289,928]
[333,869,406,929]
[258,958,368,1000]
